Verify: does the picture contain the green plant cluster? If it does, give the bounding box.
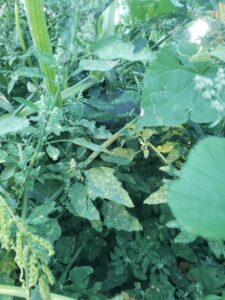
[0,0,225,299]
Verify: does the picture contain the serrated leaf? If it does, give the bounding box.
[0,116,29,136]
[79,59,118,71]
[102,202,142,231]
[144,185,168,205]
[168,137,225,240]
[68,182,100,221]
[85,167,134,207]
[46,145,60,161]
[100,147,136,166]
[92,35,153,61]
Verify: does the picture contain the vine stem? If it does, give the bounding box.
[0,285,74,300]
[148,142,170,165]
[81,116,139,169]
[58,238,86,284]
[21,121,47,219]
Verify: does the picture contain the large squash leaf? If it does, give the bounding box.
[168,137,225,240]
[138,43,223,127]
[84,167,134,207]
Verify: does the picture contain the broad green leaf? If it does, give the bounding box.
[0,116,29,136]
[138,44,222,127]
[211,46,225,62]
[144,185,168,205]
[68,182,100,221]
[72,138,109,153]
[46,145,60,161]
[100,147,136,166]
[168,137,225,240]
[92,35,153,61]
[79,59,118,71]
[84,167,134,207]
[102,202,142,231]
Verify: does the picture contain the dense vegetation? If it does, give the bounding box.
[0,0,225,299]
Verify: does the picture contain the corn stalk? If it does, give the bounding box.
[23,0,62,107]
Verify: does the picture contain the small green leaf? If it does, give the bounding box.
[102,202,143,231]
[0,116,29,136]
[68,182,100,221]
[168,137,225,240]
[85,167,134,207]
[174,231,197,244]
[46,145,60,161]
[144,185,168,205]
[79,59,118,71]
[68,266,93,290]
[100,147,136,166]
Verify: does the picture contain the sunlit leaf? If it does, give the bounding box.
[85,167,134,207]
[102,202,142,231]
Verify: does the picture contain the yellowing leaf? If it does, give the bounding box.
[156,142,175,153]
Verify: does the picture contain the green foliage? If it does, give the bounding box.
[0,0,225,299]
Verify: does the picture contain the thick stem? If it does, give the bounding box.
[15,0,39,89]
[23,0,62,107]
